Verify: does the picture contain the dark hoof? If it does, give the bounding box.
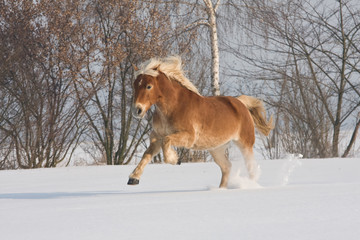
[177,159,181,165]
[127,178,140,185]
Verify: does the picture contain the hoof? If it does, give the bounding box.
[127,178,140,185]
[177,159,181,165]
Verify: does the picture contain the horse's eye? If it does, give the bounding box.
[146,85,152,90]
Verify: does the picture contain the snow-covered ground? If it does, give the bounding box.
[1,157,359,240]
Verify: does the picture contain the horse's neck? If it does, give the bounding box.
[156,81,192,117]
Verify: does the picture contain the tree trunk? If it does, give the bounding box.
[342,117,360,157]
[204,0,221,96]
[333,0,347,158]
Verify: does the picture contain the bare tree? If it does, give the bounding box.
[227,0,360,158]
[69,0,200,165]
[0,0,207,168]
[166,0,223,95]
[0,0,85,168]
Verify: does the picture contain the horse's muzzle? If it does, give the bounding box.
[132,104,146,119]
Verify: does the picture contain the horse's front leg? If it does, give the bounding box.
[128,132,161,185]
[162,131,195,165]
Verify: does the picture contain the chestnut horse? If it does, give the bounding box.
[128,56,273,188]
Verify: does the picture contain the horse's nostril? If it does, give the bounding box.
[137,108,142,115]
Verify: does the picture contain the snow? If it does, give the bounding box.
[1,158,360,240]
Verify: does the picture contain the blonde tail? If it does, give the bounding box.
[237,95,274,136]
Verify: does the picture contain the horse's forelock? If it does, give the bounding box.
[135,58,161,78]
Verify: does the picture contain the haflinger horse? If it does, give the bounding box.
[128,56,273,188]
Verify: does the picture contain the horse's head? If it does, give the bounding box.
[132,74,160,119]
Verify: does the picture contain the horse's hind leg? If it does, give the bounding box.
[235,142,260,181]
[128,132,161,185]
[209,145,232,188]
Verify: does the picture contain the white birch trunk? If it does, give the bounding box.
[204,0,221,96]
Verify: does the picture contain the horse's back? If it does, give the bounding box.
[188,95,255,149]
[201,96,252,123]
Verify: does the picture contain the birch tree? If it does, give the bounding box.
[204,0,221,96]
[171,0,222,96]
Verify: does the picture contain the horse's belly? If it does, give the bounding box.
[191,132,236,150]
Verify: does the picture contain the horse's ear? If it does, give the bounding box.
[132,63,139,71]
[152,64,160,71]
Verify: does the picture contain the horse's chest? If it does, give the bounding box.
[152,113,175,137]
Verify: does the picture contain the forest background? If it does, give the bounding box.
[1,0,359,169]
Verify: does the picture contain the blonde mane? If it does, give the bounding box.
[135,56,201,95]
